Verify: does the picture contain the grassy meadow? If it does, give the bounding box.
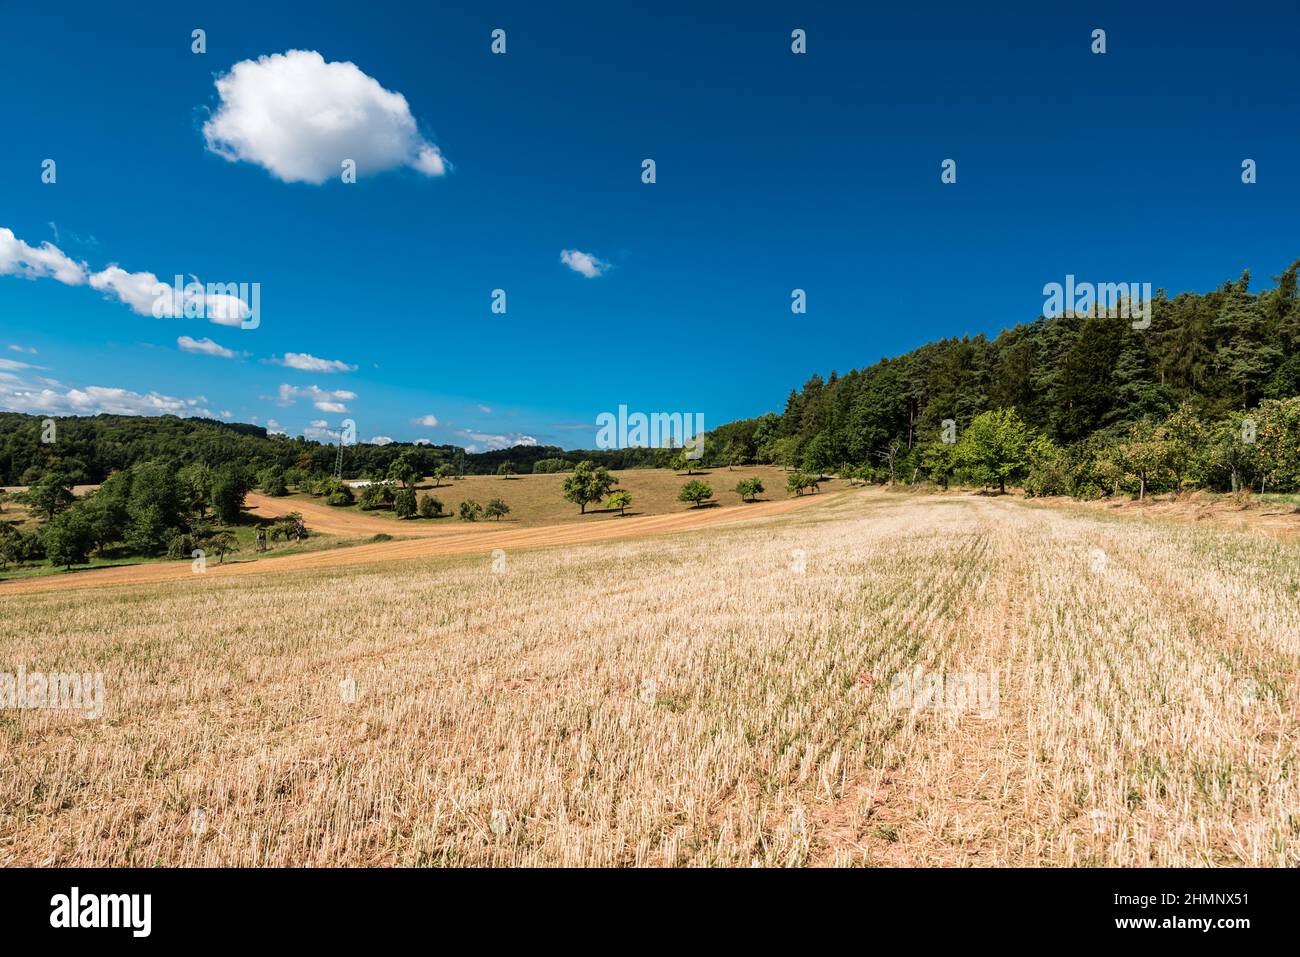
[294,464,797,528]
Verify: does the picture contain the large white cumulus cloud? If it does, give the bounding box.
[203,50,449,184]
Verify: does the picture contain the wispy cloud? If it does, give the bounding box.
[178,335,242,359]
[411,414,439,427]
[48,222,98,248]
[7,344,38,355]
[560,248,609,278]
[270,352,357,373]
[0,358,43,373]
[271,383,358,413]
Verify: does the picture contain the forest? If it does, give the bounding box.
[712,257,1300,497]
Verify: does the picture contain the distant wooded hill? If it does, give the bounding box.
[5,255,1300,497]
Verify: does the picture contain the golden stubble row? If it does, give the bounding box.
[1,490,1295,866]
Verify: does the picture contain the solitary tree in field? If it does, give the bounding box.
[734,477,764,502]
[418,493,443,518]
[484,498,511,521]
[198,528,238,564]
[496,462,515,479]
[388,453,420,489]
[786,472,819,496]
[670,451,698,476]
[563,460,613,514]
[678,479,713,508]
[270,512,308,542]
[459,500,483,522]
[433,464,455,487]
[606,490,632,516]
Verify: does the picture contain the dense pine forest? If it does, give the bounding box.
[712,256,1300,497]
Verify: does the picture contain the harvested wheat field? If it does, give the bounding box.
[2,489,1297,866]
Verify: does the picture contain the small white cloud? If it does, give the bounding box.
[459,430,538,452]
[7,344,38,354]
[220,410,233,418]
[477,404,492,414]
[203,49,450,185]
[367,435,394,445]
[0,228,86,285]
[272,352,357,373]
[89,267,252,326]
[272,383,357,412]
[178,335,241,359]
[560,248,609,279]
[310,419,328,428]
[266,418,286,435]
[302,423,339,442]
[411,414,439,427]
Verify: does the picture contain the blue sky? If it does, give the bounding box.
[2,0,1298,450]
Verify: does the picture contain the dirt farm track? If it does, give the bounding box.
[0,490,825,596]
